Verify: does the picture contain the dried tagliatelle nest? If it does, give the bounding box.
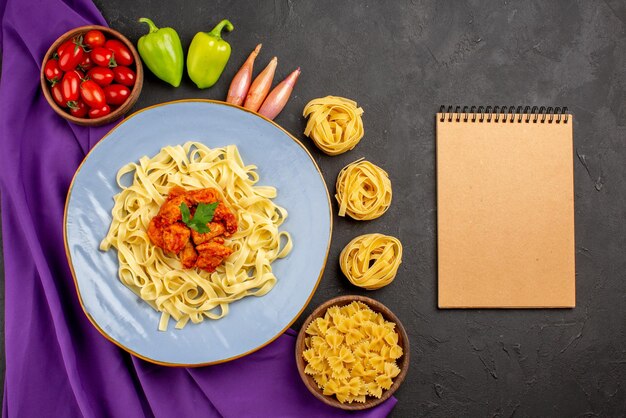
[303,96,364,156]
[302,301,403,404]
[340,233,403,290]
[335,159,392,221]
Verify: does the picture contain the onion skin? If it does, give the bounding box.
[243,57,277,112]
[258,67,301,120]
[226,44,262,106]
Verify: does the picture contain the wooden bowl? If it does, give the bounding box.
[40,25,143,126]
[295,295,410,410]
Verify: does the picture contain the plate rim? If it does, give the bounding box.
[63,99,333,367]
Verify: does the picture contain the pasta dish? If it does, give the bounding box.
[100,142,292,331]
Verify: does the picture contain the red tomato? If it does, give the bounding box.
[103,84,130,105]
[44,59,63,84]
[79,55,93,71]
[84,30,106,49]
[58,38,85,71]
[50,83,66,108]
[91,47,116,67]
[105,39,134,66]
[61,70,81,103]
[80,80,106,108]
[112,66,136,86]
[88,104,111,119]
[87,67,114,86]
[69,100,88,118]
[57,40,73,56]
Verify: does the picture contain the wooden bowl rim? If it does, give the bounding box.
[295,295,410,410]
[40,25,143,126]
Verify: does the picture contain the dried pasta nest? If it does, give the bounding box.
[340,233,403,290]
[335,159,392,221]
[303,96,364,156]
[302,301,403,404]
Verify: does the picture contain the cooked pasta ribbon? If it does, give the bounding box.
[335,159,392,221]
[303,301,403,403]
[100,142,292,331]
[340,234,402,290]
[303,96,364,156]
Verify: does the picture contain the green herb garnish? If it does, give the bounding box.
[179,201,219,233]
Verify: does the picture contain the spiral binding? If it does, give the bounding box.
[438,105,569,124]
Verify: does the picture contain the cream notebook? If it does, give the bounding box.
[436,106,575,308]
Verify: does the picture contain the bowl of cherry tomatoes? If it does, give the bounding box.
[41,25,143,126]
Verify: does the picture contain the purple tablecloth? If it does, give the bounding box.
[0,0,397,416]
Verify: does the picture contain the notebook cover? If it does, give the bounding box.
[436,114,575,308]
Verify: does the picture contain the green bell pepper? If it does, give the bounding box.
[187,19,234,89]
[137,17,184,87]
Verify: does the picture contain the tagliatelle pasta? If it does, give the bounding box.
[335,159,392,220]
[303,96,364,156]
[100,142,292,331]
[340,234,402,290]
[302,302,403,404]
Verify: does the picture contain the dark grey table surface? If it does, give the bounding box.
[2,1,626,416]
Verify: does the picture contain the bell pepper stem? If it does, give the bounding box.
[208,19,234,39]
[139,17,159,34]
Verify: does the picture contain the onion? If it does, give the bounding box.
[243,57,277,112]
[258,67,301,120]
[226,44,262,106]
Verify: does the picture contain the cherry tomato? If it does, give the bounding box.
[104,39,134,66]
[112,66,136,87]
[84,30,106,49]
[50,83,66,108]
[88,104,111,119]
[68,100,88,118]
[103,84,130,105]
[57,40,73,56]
[80,80,106,109]
[91,47,116,67]
[61,70,81,103]
[78,55,93,71]
[44,59,63,84]
[87,67,114,87]
[58,38,85,71]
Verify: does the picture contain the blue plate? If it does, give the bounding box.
[64,100,332,366]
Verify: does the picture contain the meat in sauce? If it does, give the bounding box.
[147,187,238,272]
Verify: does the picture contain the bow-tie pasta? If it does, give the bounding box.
[302,301,403,404]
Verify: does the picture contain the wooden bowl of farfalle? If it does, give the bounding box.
[295,295,410,410]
